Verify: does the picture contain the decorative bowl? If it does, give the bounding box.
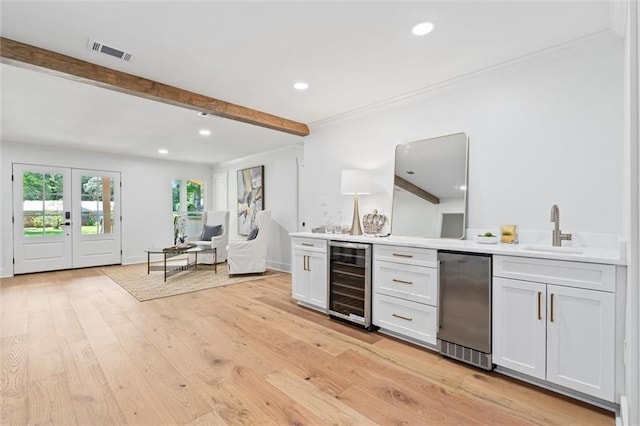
[476,235,499,244]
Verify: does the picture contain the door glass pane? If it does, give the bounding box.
[23,172,64,237]
[81,175,114,235]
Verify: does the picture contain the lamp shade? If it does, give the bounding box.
[340,170,372,195]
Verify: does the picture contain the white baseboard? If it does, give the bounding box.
[267,260,291,273]
[122,255,147,265]
[0,266,13,278]
[618,395,628,426]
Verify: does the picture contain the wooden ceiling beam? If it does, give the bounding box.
[394,175,440,204]
[0,37,310,137]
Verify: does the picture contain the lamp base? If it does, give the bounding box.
[349,193,363,236]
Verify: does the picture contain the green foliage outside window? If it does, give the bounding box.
[172,179,204,214]
[23,172,63,200]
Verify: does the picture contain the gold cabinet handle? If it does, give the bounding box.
[303,255,308,271]
[392,313,413,321]
[392,278,413,285]
[307,255,311,272]
[392,253,413,258]
[550,293,554,323]
[537,291,542,320]
[301,243,314,247]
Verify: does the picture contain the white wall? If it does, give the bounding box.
[303,36,624,240]
[623,0,640,424]
[212,146,303,272]
[0,142,212,276]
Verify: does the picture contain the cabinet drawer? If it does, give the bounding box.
[373,293,437,345]
[494,256,615,292]
[374,260,437,306]
[292,237,327,253]
[374,245,437,267]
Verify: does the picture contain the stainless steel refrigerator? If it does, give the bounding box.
[437,251,493,370]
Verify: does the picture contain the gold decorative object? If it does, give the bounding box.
[362,209,386,235]
[501,224,519,244]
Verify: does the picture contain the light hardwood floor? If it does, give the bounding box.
[1,267,613,425]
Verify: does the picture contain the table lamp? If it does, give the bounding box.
[341,170,372,236]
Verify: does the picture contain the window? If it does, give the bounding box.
[172,179,204,215]
[172,179,205,239]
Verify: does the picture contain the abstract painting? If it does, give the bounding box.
[237,165,264,235]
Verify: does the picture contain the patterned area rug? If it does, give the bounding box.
[101,262,284,302]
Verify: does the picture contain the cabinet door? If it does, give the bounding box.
[493,277,547,380]
[292,250,309,302]
[307,252,328,310]
[546,284,615,401]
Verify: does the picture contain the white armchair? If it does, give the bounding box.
[190,210,229,264]
[227,210,271,275]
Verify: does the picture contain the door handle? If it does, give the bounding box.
[392,253,413,258]
[62,222,71,226]
[392,313,413,321]
[537,291,542,320]
[550,293,554,323]
[437,260,443,329]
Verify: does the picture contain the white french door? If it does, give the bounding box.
[13,164,72,274]
[13,164,121,274]
[71,168,121,268]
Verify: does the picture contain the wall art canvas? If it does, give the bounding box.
[237,165,264,235]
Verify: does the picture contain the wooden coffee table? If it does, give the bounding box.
[145,244,217,281]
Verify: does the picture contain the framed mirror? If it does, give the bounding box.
[391,132,468,239]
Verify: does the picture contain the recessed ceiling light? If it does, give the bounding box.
[293,82,309,90]
[199,129,211,136]
[158,149,168,154]
[198,112,209,117]
[412,22,434,36]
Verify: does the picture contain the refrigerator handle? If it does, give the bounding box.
[438,260,443,329]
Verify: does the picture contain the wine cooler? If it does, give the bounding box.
[328,241,374,329]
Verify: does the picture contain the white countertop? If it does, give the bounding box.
[290,232,626,266]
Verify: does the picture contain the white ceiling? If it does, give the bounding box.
[0,1,614,165]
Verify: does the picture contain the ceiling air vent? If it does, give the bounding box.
[87,39,132,62]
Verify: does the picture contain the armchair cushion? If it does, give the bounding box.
[200,224,222,240]
[247,227,259,241]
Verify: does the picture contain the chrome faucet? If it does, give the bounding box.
[550,204,572,247]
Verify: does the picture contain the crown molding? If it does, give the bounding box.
[310,30,620,130]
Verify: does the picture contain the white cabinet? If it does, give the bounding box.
[546,284,615,398]
[493,277,547,380]
[373,245,438,346]
[291,237,327,312]
[493,256,616,402]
